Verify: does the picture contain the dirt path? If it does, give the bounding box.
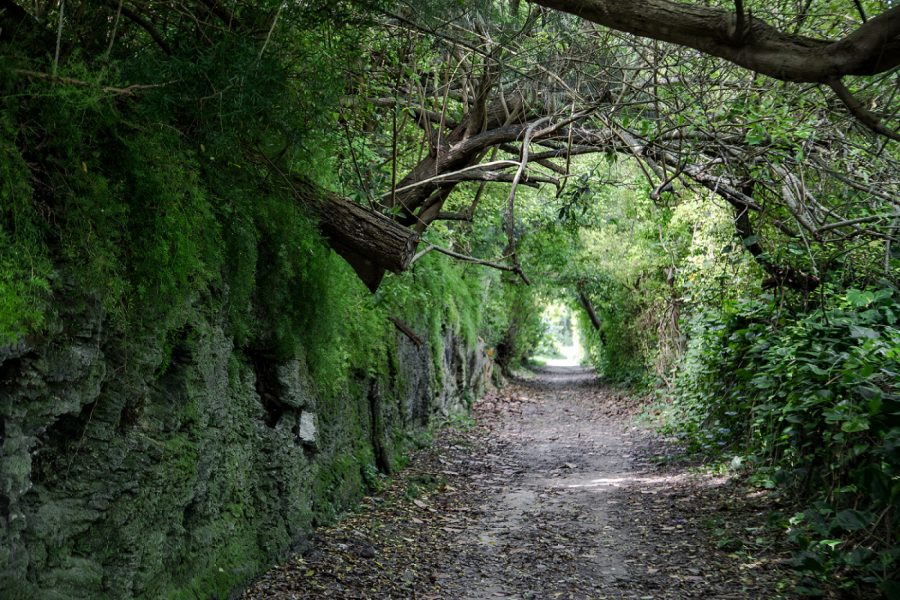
[243,367,793,599]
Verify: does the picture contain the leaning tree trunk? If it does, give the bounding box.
[577,291,602,331]
[292,178,419,292]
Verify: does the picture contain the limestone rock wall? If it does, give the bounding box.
[0,298,489,599]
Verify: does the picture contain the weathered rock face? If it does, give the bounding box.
[436,331,491,416]
[0,296,489,599]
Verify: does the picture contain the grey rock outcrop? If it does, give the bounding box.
[0,296,489,599]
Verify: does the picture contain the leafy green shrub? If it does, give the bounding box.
[668,287,900,594]
[580,275,652,384]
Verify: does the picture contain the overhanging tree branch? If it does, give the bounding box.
[577,290,602,331]
[293,178,421,292]
[254,151,420,292]
[98,0,173,55]
[530,0,900,83]
[12,69,174,96]
[828,78,900,141]
[411,244,531,284]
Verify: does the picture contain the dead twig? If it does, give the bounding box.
[12,69,175,96]
[388,316,424,348]
[411,243,531,284]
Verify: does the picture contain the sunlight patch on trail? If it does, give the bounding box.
[564,474,691,489]
[559,473,729,491]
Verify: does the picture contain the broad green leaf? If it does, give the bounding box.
[841,417,869,433]
[832,509,870,532]
[849,324,878,339]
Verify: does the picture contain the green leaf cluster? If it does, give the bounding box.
[668,288,900,593]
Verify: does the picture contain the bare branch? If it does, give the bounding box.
[828,78,900,142]
[411,244,531,284]
[383,160,522,198]
[98,0,172,55]
[12,69,174,95]
[53,0,64,77]
[506,116,551,259]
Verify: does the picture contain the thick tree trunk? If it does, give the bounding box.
[532,0,900,83]
[292,178,419,292]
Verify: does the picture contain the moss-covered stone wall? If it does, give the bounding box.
[0,288,489,599]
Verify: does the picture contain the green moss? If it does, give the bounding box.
[161,434,200,501]
[311,451,373,524]
[0,13,501,600]
[162,523,263,600]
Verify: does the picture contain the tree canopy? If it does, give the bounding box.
[1,0,898,596]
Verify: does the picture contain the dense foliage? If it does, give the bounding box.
[2,0,898,597]
[666,289,899,595]
[0,1,518,382]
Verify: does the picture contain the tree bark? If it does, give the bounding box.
[389,92,530,219]
[577,291,602,331]
[292,178,419,292]
[531,0,900,83]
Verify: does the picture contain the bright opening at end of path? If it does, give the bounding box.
[532,301,584,367]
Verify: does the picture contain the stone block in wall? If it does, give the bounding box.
[296,411,318,449]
